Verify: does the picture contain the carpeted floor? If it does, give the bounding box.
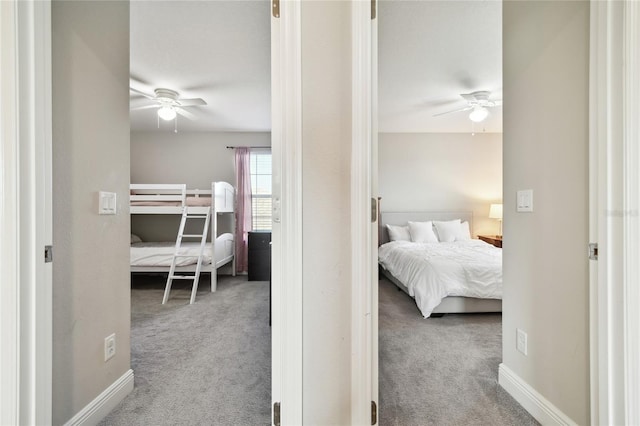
[378,277,538,426]
[100,274,537,426]
[99,274,272,426]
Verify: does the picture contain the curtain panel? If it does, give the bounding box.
[235,148,252,272]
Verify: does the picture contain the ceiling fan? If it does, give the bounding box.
[433,91,502,123]
[130,87,207,121]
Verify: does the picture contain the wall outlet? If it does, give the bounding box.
[516,328,528,355]
[104,333,116,362]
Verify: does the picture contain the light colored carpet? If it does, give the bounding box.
[99,274,272,426]
[379,277,539,426]
[100,274,537,426]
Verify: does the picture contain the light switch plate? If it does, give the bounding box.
[99,191,117,215]
[516,189,533,212]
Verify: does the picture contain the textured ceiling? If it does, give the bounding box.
[130,0,501,134]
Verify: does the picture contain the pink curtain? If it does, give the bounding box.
[235,148,252,272]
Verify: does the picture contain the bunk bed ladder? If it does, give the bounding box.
[163,207,211,305]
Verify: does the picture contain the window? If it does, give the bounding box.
[250,150,272,231]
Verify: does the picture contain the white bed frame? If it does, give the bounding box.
[129,182,236,292]
[379,211,502,315]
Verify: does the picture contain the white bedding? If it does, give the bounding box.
[378,240,502,318]
[130,242,212,267]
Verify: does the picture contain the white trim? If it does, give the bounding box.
[370,5,379,423]
[589,1,640,424]
[63,369,134,426]
[351,0,373,424]
[0,2,20,424]
[29,1,53,422]
[271,0,303,424]
[498,364,577,426]
[0,1,52,424]
[622,1,640,423]
[588,2,609,423]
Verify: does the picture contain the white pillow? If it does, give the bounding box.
[131,233,142,244]
[458,221,472,241]
[408,221,438,243]
[386,224,411,242]
[433,219,462,242]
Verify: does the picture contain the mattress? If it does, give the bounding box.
[378,240,502,318]
[130,242,212,267]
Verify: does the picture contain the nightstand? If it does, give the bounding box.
[248,231,271,281]
[478,235,502,248]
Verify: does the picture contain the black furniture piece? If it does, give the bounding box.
[248,231,271,281]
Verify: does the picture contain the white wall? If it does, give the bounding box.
[502,1,589,424]
[130,131,270,242]
[301,1,352,423]
[379,132,502,236]
[52,1,131,424]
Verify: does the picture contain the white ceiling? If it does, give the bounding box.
[379,0,502,133]
[130,1,501,134]
[130,1,271,132]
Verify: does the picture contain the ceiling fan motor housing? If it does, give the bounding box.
[464,90,497,107]
[154,88,180,106]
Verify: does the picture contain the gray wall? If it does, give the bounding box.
[130,131,270,188]
[302,1,353,423]
[52,1,131,424]
[379,132,503,236]
[130,131,270,242]
[502,1,590,423]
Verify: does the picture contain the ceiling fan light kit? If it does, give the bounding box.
[433,90,501,125]
[130,86,207,131]
[469,106,489,122]
[157,106,177,121]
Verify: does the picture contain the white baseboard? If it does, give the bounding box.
[64,369,134,426]
[498,364,576,426]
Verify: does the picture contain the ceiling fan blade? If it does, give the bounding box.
[129,87,156,100]
[131,104,159,111]
[432,106,473,117]
[175,107,197,120]
[178,98,207,107]
[490,100,503,107]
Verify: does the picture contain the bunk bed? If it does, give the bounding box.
[129,182,236,302]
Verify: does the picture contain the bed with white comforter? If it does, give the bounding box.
[378,240,502,318]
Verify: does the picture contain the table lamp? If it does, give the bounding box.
[489,203,503,237]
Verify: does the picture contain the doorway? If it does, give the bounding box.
[120,1,273,424]
[375,1,506,423]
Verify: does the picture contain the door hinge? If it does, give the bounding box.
[371,0,376,20]
[45,245,53,263]
[589,243,598,260]
[371,400,377,425]
[272,0,280,18]
[273,402,281,426]
[371,197,378,223]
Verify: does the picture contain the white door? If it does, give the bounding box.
[0,1,53,424]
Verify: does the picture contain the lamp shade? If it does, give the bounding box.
[489,203,503,220]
